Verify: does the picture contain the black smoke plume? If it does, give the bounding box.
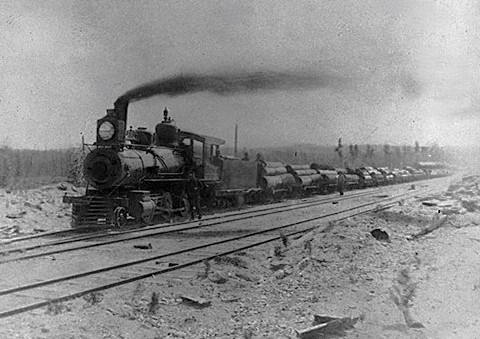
[115,70,343,105]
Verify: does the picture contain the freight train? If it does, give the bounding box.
[63,102,449,228]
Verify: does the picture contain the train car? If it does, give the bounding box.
[405,166,427,180]
[415,162,449,177]
[259,162,295,198]
[286,164,322,194]
[390,168,405,183]
[398,169,414,182]
[376,167,396,185]
[362,166,387,186]
[315,169,339,193]
[354,168,375,188]
[212,156,260,207]
[336,168,361,190]
[213,159,279,206]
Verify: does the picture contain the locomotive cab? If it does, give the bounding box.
[177,130,225,181]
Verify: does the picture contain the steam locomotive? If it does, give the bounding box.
[63,99,232,227]
[63,100,449,228]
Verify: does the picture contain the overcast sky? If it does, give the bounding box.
[1,0,479,149]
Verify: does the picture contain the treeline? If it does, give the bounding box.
[0,141,451,189]
[234,141,449,169]
[0,147,87,187]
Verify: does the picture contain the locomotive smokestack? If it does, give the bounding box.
[113,98,129,122]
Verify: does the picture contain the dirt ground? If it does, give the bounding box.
[1,174,480,338]
[0,182,82,237]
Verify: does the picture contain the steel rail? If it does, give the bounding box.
[0,185,437,319]
[0,186,405,264]
[0,177,440,248]
[0,187,385,255]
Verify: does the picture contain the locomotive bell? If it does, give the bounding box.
[163,107,169,121]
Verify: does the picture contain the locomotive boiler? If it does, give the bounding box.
[84,122,186,189]
[64,99,225,228]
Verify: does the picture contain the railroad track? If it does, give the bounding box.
[2,178,436,248]
[0,177,451,319]
[0,183,416,262]
[0,183,404,246]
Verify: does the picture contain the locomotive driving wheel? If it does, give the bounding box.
[113,207,127,228]
[159,192,173,222]
[141,209,154,225]
[178,192,190,218]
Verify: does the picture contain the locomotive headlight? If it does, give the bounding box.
[98,121,115,141]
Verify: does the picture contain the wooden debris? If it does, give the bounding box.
[235,272,259,282]
[274,268,291,280]
[6,211,26,219]
[422,200,439,206]
[214,255,248,268]
[460,199,480,212]
[0,225,20,235]
[437,200,456,207]
[179,295,211,308]
[220,295,241,303]
[269,259,287,271]
[296,314,360,338]
[208,271,227,284]
[390,268,425,329]
[408,211,447,240]
[57,183,67,191]
[24,201,43,211]
[370,228,390,242]
[133,243,152,250]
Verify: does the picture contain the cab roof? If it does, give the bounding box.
[178,129,225,146]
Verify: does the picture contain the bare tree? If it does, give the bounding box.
[383,144,391,168]
[335,138,343,166]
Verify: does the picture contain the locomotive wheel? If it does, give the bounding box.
[217,198,228,209]
[142,211,154,225]
[113,207,127,228]
[178,193,190,218]
[160,192,173,222]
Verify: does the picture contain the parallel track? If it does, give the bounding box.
[0,185,411,263]
[0,180,446,319]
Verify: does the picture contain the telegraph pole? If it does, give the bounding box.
[234,123,238,157]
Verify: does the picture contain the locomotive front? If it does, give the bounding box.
[83,106,185,191]
[64,103,188,228]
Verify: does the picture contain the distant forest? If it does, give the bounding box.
[0,141,457,189]
[0,147,86,188]
[230,141,450,169]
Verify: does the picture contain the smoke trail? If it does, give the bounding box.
[115,70,343,105]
